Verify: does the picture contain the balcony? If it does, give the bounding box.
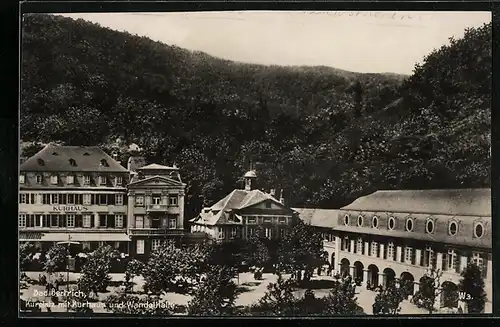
[146,204,180,214]
[129,228,184,236]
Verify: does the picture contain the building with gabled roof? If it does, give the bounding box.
[19,144,130,253]
[294,188,492,313]
[190,171,296,241]
[127,162,186,258]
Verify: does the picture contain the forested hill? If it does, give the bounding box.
[21,14,491,220]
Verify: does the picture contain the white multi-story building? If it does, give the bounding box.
[295,188,492,313]
[19,145,130,253]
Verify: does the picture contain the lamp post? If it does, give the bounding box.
[57,235,80,312]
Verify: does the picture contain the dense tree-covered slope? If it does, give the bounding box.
[21,14,491,219]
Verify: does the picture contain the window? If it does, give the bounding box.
[36,175,42,184]
[99,176,107,185]
[474,222,484,238]
[19,214,26,227]
[247,227,255,238]
[265,201,272,209]
[472,252,485,270]
[116,176,123,186]
[279,217,287,224]
[387,242,395,260]
[372,216,379,228]
[135,216,144,228]
[19,194,27,204]
[343,214,350,226]
[82,242,90,250]
[67,175,74,184]
[83,194,91,205]
[405,247,413,264]
[449,221,458,236]
[152,239,162,251]
[169,218,176,229]
[84,175,91,185]
[425,247,434,267]
[83,214,92,228]
[265,227,272,239]
[406,218,414,232]
[247,217,256,224]
[447,249,457,271]
[19,175,25,184]
[388,217,395,230]
[371,242,378,257]
[357,215,364,227]
[356,238,363,254]
[231,227,237,238]
[67,194,75,205]
[136,240,145,254]
[51,194,59,205]
[426,220,435,234]
[115,215,124,228]
[135,196,144,206]
[67,214,75,228]
[115,194,124,206]
[280,228,286,239]
[50,175,58,184]
[169,195,178,206]
[152,196,161,205]
[218,229,225,239]
[69,158,77,167]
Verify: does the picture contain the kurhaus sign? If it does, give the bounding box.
[52,205,89,212]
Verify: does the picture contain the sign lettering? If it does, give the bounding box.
[52,205,88,212]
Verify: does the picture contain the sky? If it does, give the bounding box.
[59,11,491,75]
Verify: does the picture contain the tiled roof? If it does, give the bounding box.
[20,144,128,173]
[294,208,341,228]
[341,189,491,217]
[192,189,282,226]
[139,163,178,170]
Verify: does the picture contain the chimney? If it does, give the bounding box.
[279,189,285,205]
[270,189,276,196]
[112,152,121,165]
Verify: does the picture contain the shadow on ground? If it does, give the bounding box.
[296,279,337,290]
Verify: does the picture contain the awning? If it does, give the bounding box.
[20,233,131,242]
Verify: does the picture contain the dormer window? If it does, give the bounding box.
[37,158,45,166]
[99,175,107,185]
[116,176,123,186]
[69,158,77,167]
[35,175,42,184]
[83,152,90,156]
[52,152,59,156]
[50,175,58,185]
[100,159,109,167]
[84,175,91,185]
[67,175,74,185]
[19,174,25,184]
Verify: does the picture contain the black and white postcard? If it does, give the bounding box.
[19,11,492,316]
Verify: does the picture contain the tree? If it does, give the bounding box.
[323,275,360,315]
[187,264,238,316]
[277,219,326,283]
[458,262,487,313]
[252,272,298,316]
[243,232,270,271]
[20,242,37,271]
[411,268,443,314]
[372,281,405,315]
[43,244,67,275]
[77,245,118,298]
[124,258,145,294]
[142,242,210,295]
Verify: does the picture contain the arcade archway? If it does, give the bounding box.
[367,264,379,289]
[353,261,364,282]
[383,268,396,288]
[400,272,415,299]
[441,281,459,308]
[340,258,350,277]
